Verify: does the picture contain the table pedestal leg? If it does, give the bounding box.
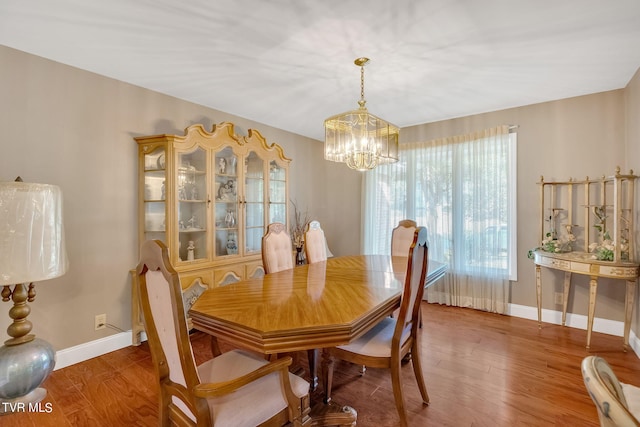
[321,349,334,404]
[310,348,357,426]
[210,336,222,357]
[307,348,319,391]
[587,276,598,350]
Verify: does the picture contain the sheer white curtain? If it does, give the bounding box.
[363,125,512,314]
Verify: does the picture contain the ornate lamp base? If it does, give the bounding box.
[0,284,56,415]
[0,337,56,413]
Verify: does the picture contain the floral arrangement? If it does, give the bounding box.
[589,230,629,261]
[540,232,573,253]
[290,199,310,249]
[588,205,629,261]
[528,224,575,259]
[589,231,615,261]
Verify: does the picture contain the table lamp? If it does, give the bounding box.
[0,179,68,411]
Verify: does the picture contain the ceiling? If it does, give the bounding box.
[2,0,640,141]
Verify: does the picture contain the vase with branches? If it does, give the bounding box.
[290,199,310,263]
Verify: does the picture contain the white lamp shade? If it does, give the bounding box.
[0,182,68,285]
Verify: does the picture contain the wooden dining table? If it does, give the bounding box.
[189,255,445,357]
[189,254,445,423]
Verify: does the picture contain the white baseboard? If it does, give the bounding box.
[54,330,147,371]
[53,305,639,370]
[508,303,640,358]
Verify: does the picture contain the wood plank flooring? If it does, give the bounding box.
[3,303,640,426]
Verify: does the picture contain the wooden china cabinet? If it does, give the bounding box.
[131,122,290,344]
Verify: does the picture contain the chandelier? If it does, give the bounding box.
[324,57,399,171]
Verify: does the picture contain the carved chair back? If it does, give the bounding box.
[262,222,294,274]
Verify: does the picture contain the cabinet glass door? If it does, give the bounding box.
[177,148,207,262]
[143,146,166,243]
[269,160,286,224]
[214,147,239,257]
[244,151,264,254]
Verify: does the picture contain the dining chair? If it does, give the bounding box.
[391,219,418,257]
[305,220,328,264]
[262,222,294,274]
[323,227,430,427]
[136,239,311,427]
[582,355,640,426]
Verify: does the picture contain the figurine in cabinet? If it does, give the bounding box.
[225,210,235,228]
[187,216,198,229]
[226,232,238,255]
[178,184,187,201]
[218,157,226,174]
[187,240,195,261]
[217,179,235,201]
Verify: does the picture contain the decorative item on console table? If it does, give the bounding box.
[530,167,639,350]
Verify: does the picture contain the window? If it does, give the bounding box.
[363,126,517,284]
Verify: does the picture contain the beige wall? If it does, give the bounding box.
[402,89,630,321]
[0,45,362,350]
[625,68,640,335]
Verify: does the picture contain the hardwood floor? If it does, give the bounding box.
[3,303,640,426]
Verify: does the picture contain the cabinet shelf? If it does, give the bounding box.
[178,167,206,174]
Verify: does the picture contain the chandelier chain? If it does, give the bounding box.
[360,64,365,104]
[355,57,369,109]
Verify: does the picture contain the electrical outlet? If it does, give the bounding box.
[95,313,107,330]
[554,292,563,305]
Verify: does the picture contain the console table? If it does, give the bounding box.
[533,168,638,350]
[533,250,638,350]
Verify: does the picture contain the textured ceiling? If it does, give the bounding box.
[2,0,640,141]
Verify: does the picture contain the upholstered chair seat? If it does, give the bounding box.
[582,355,640,426]
[334,318,411,359]
[622,383,640,422]
[194,349,310,426]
